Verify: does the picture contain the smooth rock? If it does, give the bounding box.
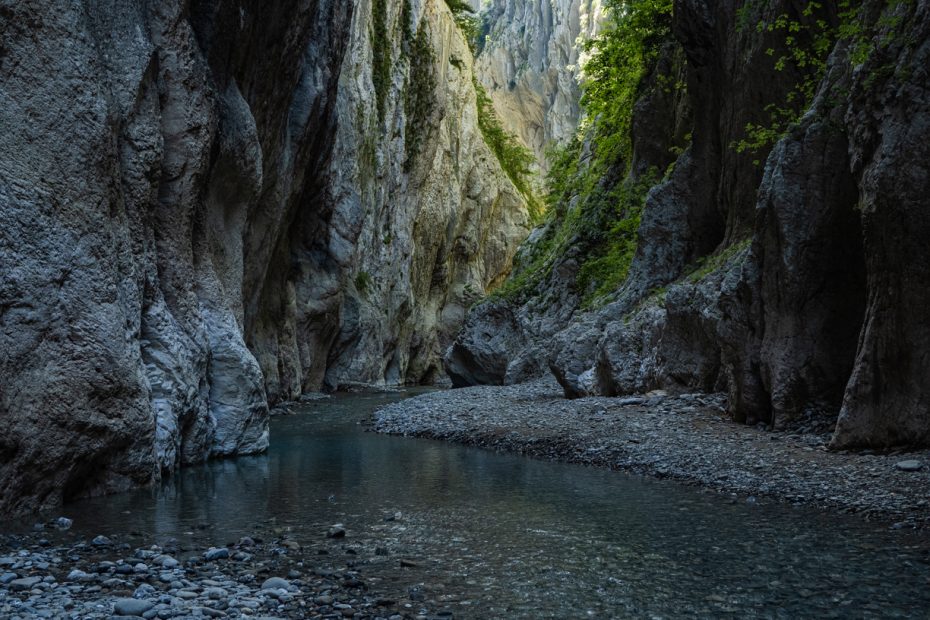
[326,525,346,539]
[55,517,73,530]
[204,548,230,561]
[113,598,155,616]
[66,570,92,582]
[260,577,290,591]
[896,460,923,472]
[9,576,42,591]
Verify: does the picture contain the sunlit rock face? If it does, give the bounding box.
[475,0,604,171]
[278,0,531,397]
[0,0,528,515]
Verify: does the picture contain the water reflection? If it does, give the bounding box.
[61,390,930,618]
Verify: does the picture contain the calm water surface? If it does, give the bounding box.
[62,391,930,618]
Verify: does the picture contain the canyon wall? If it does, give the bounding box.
[449,0,930,449]
[0,0,528,514]
[475,0,604,169]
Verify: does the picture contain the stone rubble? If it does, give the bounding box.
[0,528,454,620]
[374,379,930,528]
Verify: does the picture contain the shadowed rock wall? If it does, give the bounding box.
[0,0,528,514]
[448,0,930,450]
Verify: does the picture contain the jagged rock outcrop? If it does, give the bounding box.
[475,0,604,169]
[0,0,528,515]
[450,0,930,449]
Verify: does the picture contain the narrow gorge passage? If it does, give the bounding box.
[3,0,930,618]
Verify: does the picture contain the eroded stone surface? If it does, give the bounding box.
[0,0,529,514]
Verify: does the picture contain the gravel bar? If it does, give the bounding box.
[373,379,930,527]
[0,528,446,620]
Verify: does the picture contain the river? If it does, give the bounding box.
[59,390,930,618]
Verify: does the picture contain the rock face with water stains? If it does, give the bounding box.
[450,0,930,449]
[0,0,528,514]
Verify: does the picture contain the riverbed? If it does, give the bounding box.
[3,389,930,618]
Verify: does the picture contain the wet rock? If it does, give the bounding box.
[896,460,923,472]
[204,548,230,561]
[326,525,346,539]
[66,569,92,582]
[113,598,155,616]
[9,576,42,591]
[260,577,289,591]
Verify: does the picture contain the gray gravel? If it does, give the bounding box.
[0,529,444,620]
[373,379,930,527]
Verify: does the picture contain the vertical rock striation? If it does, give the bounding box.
[475,0,604,170]
[0,0,528,514]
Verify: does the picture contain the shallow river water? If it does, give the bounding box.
[61,391,930,618]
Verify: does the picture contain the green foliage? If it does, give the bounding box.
[686,238,752,283]
[371,0,391,123]
[579,0,674,175]
[473,78,543,220]
[733,2,835,159]
[444,0,481,52]
[733,0,915,161]
[355,271,373,294]
[491,169,659,307]
[576,171,660,308]
[489,0,678,306]
[405,24,437,170]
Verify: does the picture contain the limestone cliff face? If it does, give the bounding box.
[250,0,529,399]
[475,0,604,169]
[449,0,930,449]
[0,0,527,514]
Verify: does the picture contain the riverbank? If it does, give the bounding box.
[373,379,930,528]
[0,526,443,620]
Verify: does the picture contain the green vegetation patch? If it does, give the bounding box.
[579,0,674,175]
[404,23,438,169]
[733,0,917,163]
[686,238,752,283]
[473,78,542,220]
[371,0,392,122]
[491,0,677,306]
[444,0,481,52]
[355,271,373,294]
[576,172,660,308]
